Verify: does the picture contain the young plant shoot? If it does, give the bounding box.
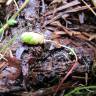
[20,32,77,61]
[20,32,44,45]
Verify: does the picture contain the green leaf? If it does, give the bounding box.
[7,19,17,26]
[75,90,82,95]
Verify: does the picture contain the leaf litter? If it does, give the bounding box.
[0,0,96,96]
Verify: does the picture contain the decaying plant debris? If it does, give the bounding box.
[0,0,96,96]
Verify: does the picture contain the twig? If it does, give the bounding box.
[43,13,69,27]
[41,0,45,14]
[81,0,96,16]
[6,0,13,5]
[45,0,80,16]
[0,54,7,61]
[55,62,78,95]
[64,6,90,13]
[54,0,80,13]
[13,0,19,10]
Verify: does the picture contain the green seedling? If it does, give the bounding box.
[64,85,96,96]
[0,0,29,35]
[0,19,17,35]
[20,32,44,45]
[20,32,77,61]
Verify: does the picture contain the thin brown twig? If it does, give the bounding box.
[45,0,80,16]
[81,0,96,16]
[55,62,79,95]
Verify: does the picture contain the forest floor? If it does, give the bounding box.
[0,0,96,96]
